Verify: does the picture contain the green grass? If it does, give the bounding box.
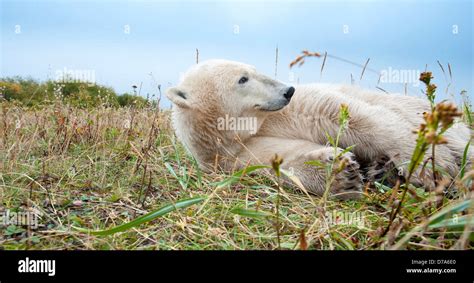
[0,97,473,250]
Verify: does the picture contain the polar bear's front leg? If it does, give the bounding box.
[285,148,364,199]
[236,137,364,199]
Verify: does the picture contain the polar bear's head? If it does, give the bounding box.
[166,60,294,116]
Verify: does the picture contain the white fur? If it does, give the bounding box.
[167,60,472,199]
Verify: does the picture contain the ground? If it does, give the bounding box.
[0,101,472,250]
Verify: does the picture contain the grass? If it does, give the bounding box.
[0,76,473,250]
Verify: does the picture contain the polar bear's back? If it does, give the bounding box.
[293,83,430,128]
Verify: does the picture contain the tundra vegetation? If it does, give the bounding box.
[0,57,472,250]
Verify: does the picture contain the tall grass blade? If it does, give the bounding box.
[213,165,269,189]
[460,140,471,179]
[428,199,472,228]
[73,196,205,235]
[231,207,272,219]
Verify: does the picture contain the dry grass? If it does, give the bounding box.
[0,77,473,250]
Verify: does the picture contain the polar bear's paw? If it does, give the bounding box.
[331,152,364,200]
[297,149,363,199]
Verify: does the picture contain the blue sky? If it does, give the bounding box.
[1,0,472,108]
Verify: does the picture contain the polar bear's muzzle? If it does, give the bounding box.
[255,86,295,112]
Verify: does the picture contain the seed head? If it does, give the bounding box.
[419,72,433,85]
[427,83,437,94]
[271,154,283,177]
[436,102,462,130]
[289,50,321,69]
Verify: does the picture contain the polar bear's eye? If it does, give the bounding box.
[238,77,249,84]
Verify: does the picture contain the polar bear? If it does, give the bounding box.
[166,59,472,199]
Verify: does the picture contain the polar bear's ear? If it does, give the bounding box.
[166,87,190,109]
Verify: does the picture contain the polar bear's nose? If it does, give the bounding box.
[284,87,295,101]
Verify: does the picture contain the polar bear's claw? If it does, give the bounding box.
[331,153,364,199]
[365,155,400,186]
